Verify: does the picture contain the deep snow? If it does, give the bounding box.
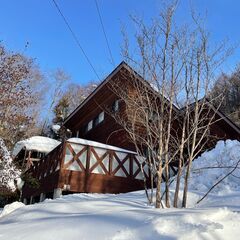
[0,140,239,240]
[0,191,239,240]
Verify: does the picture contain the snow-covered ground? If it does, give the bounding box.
[0,140,239,240]
[0,191,239,240]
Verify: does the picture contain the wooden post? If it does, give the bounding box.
[57,141,67,189]
[22,147,27,170]
[129,154,133,178]
[84,145,91,192]
[26,151,32,170]
[60,141,67,169]
[109,150,113,176]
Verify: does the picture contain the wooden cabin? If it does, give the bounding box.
[21,62,240,203]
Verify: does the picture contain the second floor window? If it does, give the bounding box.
[112,99,119,112]
[87,120,93,132]
[86,112,105,132]
[98,111,104,123]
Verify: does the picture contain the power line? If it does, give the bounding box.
[94,0,115,66]
[51,0,101,80]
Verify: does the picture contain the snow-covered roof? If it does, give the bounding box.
[12,136,61,157]
[67,138,136,154]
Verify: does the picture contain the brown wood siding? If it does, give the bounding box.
[22,171,60,198]
[64,77,135,151]
[58,170,144,194]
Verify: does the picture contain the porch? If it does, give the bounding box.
[22,138,149,204]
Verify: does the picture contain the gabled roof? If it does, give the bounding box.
[63,61,127,125]
[208,102,240,136]
[63,61,240,139]
[180,98,240,136]
[63,61,179,126]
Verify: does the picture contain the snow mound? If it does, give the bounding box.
[12,136,61,157]
[152,207,240,240]
[0,202,25,218]
[189,140,240,195]
[0,192,239,240]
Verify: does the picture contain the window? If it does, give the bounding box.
[93,111,105,127]
[85,112,105,133]
[148,110,158,123]
[112,99,119,112]
[87,120,93,132]
[98,111,104,123]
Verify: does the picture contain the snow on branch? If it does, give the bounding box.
[0,138,20,191]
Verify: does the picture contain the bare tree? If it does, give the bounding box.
[110,1,184,208]
[41,69,70,135]
[109,1,230,208]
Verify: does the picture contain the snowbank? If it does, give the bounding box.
[0,191,239,240]
[0,202,25,218]
[189,140,240,195]
[12,136,61,157]
[67,138,136,154]
[167,140,240,208]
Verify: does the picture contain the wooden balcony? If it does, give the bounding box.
[22,139,148,202]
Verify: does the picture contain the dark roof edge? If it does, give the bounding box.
[180,98,240,135]
[63,61,128,125]
[63,60,180,126]
[207,100,240,135]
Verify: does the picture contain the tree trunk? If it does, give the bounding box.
[173,158,182,207]
[156,165,163,208]
[165,160,170,207]
[182,158,192,208]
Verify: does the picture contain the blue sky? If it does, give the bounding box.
[0,0,240,85]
